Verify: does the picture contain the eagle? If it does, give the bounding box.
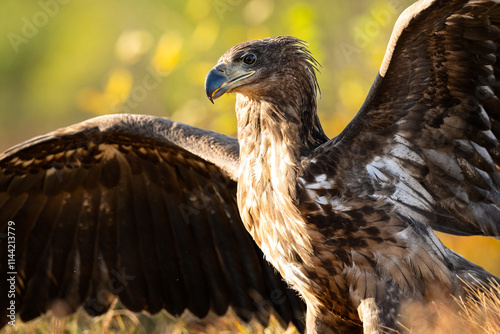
[1,0,500,333]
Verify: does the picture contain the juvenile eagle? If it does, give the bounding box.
[2,0,500,333]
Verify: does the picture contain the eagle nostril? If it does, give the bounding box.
[215,64,226,74]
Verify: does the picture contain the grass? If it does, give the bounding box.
[2,303,299,334]
[3,281,499,333]
[398,279,500,334]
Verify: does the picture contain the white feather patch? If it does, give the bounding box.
[303,173,335,190]
[366,155,434,214]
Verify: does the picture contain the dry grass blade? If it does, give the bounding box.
[396,279,500,334]
[2,306,299,333]
[455,279,500,333]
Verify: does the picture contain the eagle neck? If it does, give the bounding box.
[235,94,324,268]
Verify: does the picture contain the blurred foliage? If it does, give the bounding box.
[0,0,417,147]
[0,0,499,328]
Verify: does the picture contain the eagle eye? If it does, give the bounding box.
[242,54,256,65]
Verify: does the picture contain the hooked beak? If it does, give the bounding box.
[205,64,255,103]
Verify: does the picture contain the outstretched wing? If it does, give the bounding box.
[310,0,500,237]
[0,114,305,331]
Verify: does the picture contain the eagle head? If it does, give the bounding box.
[205,36,319,105]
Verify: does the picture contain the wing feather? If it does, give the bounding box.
[317,0,500,237]
[296,1,500,307]
[0,114,306,330]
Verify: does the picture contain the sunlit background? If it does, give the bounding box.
[0,0,499,302]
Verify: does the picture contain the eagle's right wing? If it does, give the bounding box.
[0,113,306,331]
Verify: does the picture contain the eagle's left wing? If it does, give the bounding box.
[306,0,500,238]
[295,3,500,327]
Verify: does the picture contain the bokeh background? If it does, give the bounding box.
[1,0,499,306]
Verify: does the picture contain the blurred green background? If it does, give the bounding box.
[0,0,499,278]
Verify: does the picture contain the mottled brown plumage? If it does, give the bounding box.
[2,0,500,333]
[204,1,500,332]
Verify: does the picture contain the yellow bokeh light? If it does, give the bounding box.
[221,25,247,45]
[105,68,133,99]
[77,69,133,115]
[338,79,367,112]
[282,3,317,44]
[186,61,214,85]
[152,32,184,75]
[286,3,314,30]
[244,0,274,26]
[76,88,105,114]
[185,0,211,21]
[115,30,153,65]
[369,44,387,71]
[190,17,219,51]
[246,25,271,41]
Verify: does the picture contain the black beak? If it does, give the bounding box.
[205,64,229,104]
